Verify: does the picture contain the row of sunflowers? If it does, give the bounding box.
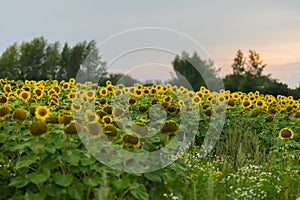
[0,78,298,143]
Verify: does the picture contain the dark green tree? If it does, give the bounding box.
[0,43,20,79]
[171,51,222,91]
[231,49,245,75]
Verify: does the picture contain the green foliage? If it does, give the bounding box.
[0,37,107,82]
[171,51,222,91]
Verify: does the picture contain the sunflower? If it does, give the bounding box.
[64,122,81,135]
[99,88,108,96]
[0,106,11,121]
[3,84,12,93]
[112,107,125,118]
[255,100,265,109]
[71,103,82,112]
[128,98,137,105]
[295,111,300,119]
[19,91,31,102]
[121,134,141,148]
[131,122,148,137]
[138,105,149,113]
[279,128,294,140]
[35,106,50,120]
[242,100,252,109]
[227,99,235,108]
[33,88,44,99]
[84,110,99,122]
[58,111,74,125]
[69,78,76,85]
[29,121,49,136]
[265,115,274,123]
[86,122,102,138]
[160,120,179,136]
[0,95,8,105]
[103,105,112,114]
[103,125,118,140]
[102,115,113,124]
[12,109,27,122]
[62,82,70,90]
[68,91,78,100]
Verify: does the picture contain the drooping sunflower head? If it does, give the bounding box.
[35,106,50,121]
[295,110,300,119]
[64,121,81,135]
[86,122,102,138]
[58,111,74,125]
[112,107,125,118]
[29,121,49,137]
[121,134,141,148]
[160,120,179,136]
[279,128,294,140]
[12,109,27,122]
[103,125,118,140]
[131,121,148,137]
[0,106,11,121]
[265,115,274,123]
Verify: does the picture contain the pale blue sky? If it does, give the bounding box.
[1,0,299,87]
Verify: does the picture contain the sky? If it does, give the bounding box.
[1,0,299,87]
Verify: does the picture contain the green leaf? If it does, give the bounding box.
[67,183,84,200]
[61,150,80,166]
[130,183,149,200]
[54,173,73,187]
[83,175,101,187]
[44,184,63,197]
[25,191,46,200]
[144,172,162,182]
[40,157,60,170]
[80,156,96,166]
[112,176,130,190]
[15,155,37,170]
[28,169,50,185]
[9,175,29,188]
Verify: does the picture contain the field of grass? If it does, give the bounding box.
[0,78,299,200]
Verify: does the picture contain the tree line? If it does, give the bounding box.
[0,37,299,98]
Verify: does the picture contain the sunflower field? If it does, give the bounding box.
[0,78,299,200]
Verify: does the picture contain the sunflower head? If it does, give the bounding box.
[279,128,294,140]
[0,95,8,105]
[121,134,141,148]
[19,91,31,102]
[84,110,99,122]
[64,122,81,135]
[112,107,125,118]
[35,106,50,121]
[102,115,113,124]
[103,125,118,140]
[131,122,148,137]
[29,121,49,136]
[12,109,27,122]
[58,111,74,125]
[160,120,179,136]
[86,122,102,138]
[0,106,11,121]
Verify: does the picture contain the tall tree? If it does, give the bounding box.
[231,49,245,75]
[171,51,222,91]
[0,43,20,79]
